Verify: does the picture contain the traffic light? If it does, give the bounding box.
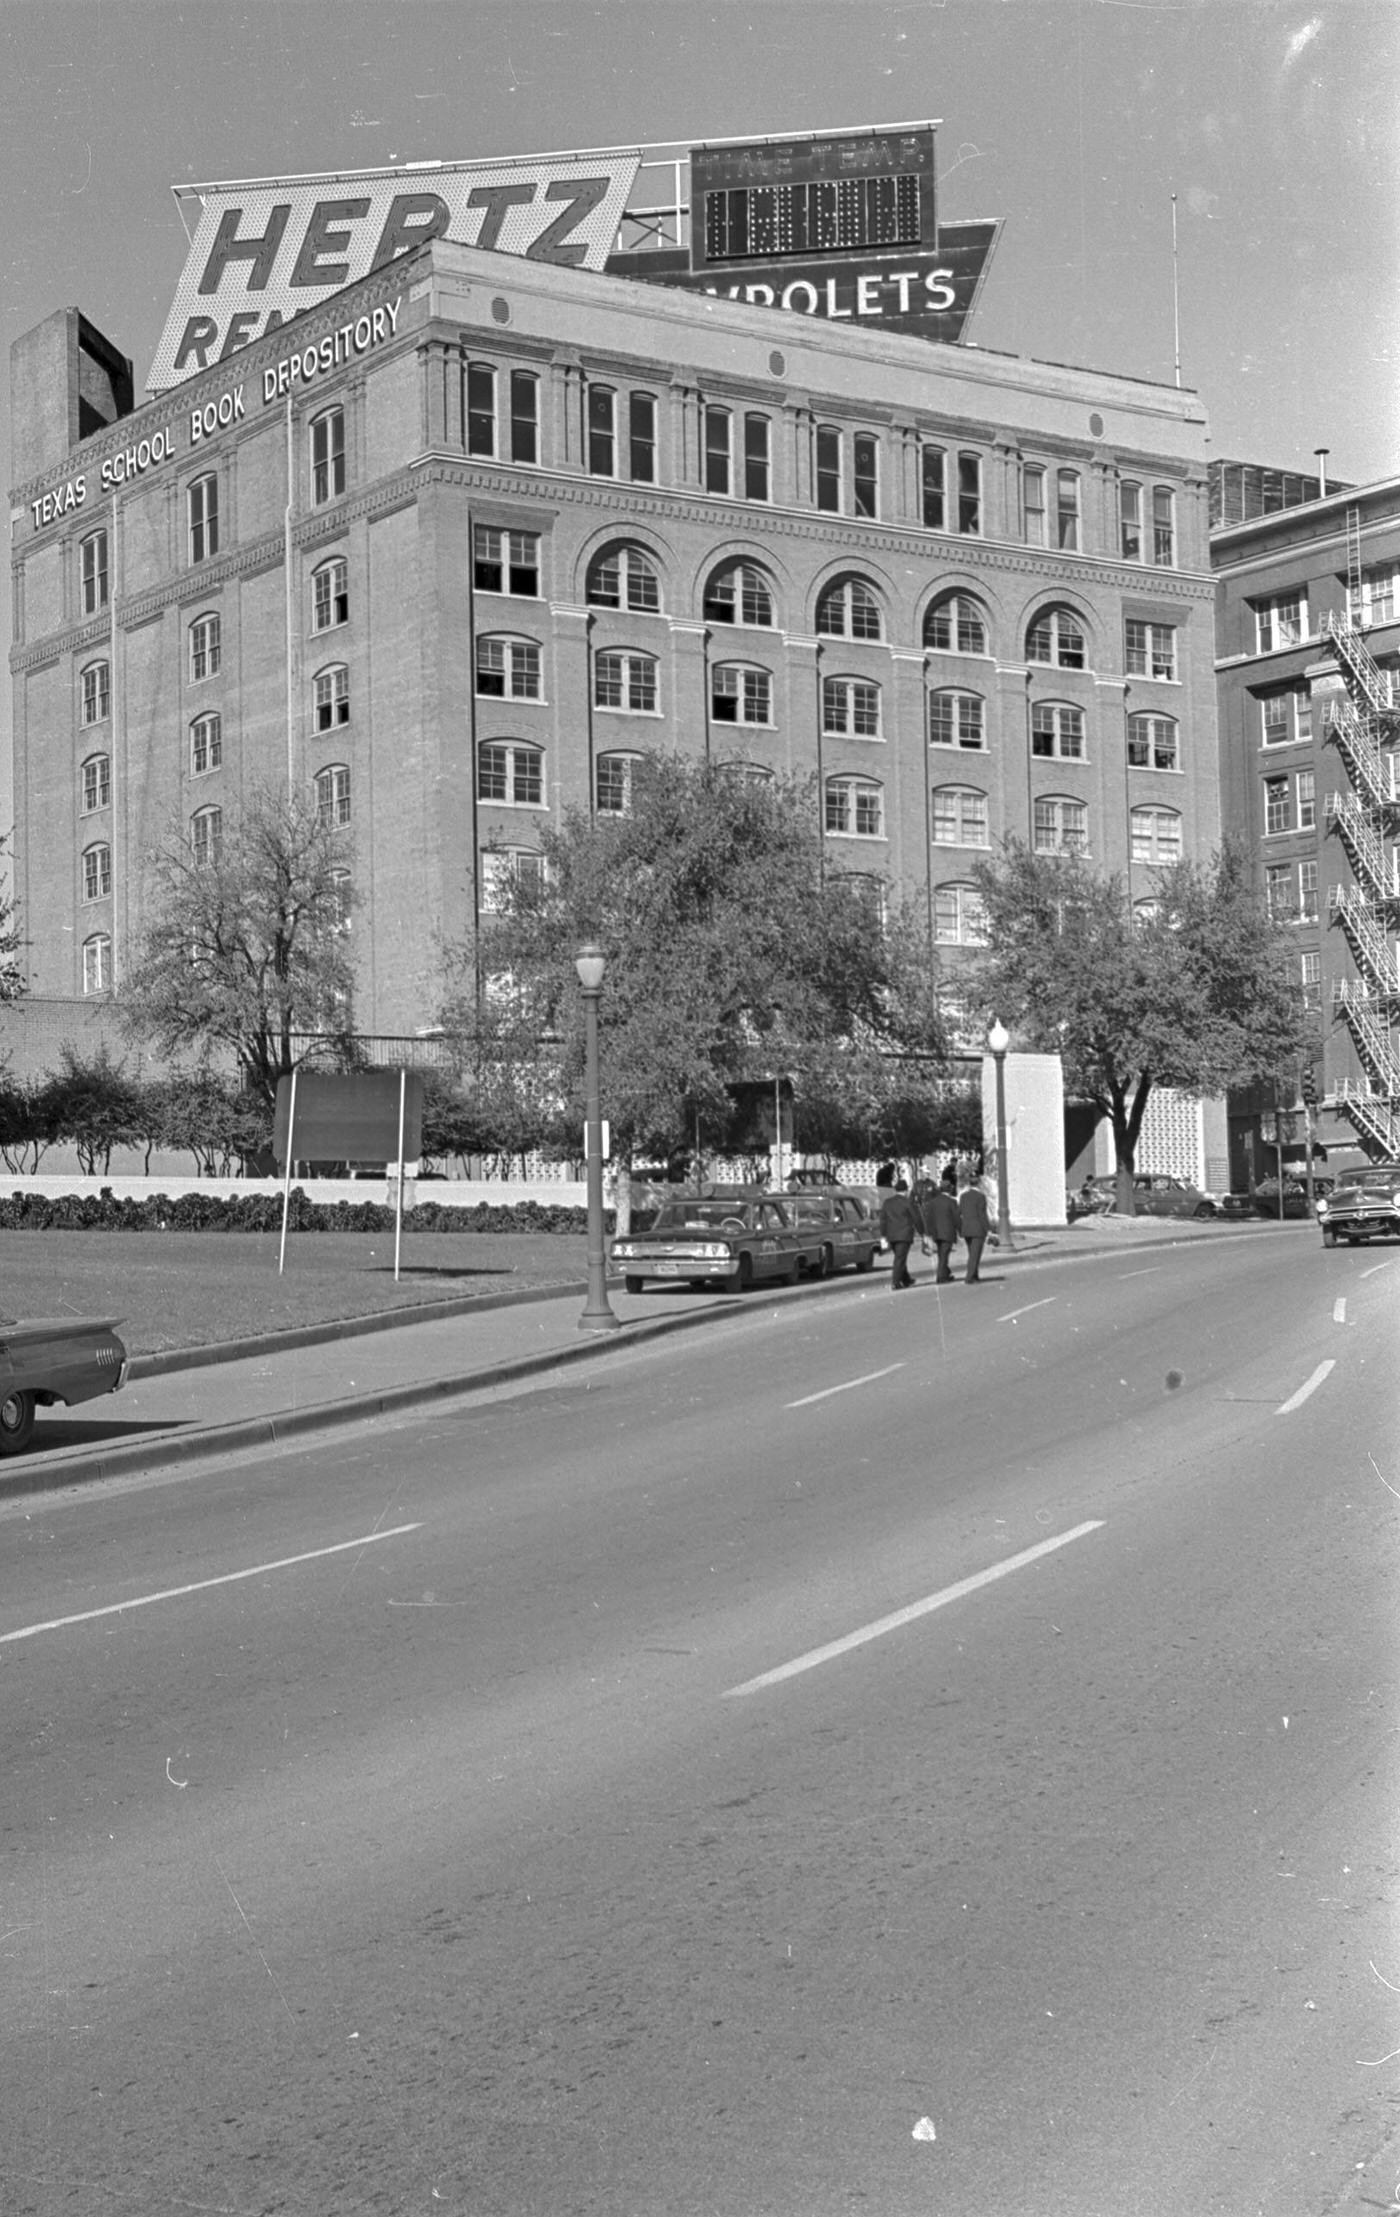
[1300,1064,1318,1108]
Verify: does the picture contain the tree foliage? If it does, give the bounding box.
[42,1045,145,1175]
[972,840,1307,1208]
[0,832,27,1003]
[441,756,947,1167]
[119,787,358,1107]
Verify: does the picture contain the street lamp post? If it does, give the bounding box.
[987,1018,1015,1250]
[576,943,620,1332]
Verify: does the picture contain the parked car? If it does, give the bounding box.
[1250,1173,1333,1220]
[1215,1192,1258,1221]
[784,1190,880,1276]
[1085,1173,1218,1220]
[1316,1163,1400,1245]
[610,1193,820,1292]
[0,1315,128,1455]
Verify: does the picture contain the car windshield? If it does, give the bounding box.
[653,1203,755,1231]
[1347,1170,1400,1193]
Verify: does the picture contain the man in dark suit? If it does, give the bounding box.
[958,1172,990,1283]
[878,1178,923,1290]
[922,1179,960,1283]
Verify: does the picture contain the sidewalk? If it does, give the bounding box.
[2,1215,1281,1497]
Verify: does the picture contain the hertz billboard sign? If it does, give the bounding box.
[150,125,997,390]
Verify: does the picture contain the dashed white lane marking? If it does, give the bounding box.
[787,1363,904,1408]
[723,1521,1106,1697]
[1118,1268,1160,1279]
[0,1524,423,1646]
[1275,1362,1335,1416]
[1333,1297,1347,1325]
[1360,1258,1396,1280]
[998,1297,1056,1324]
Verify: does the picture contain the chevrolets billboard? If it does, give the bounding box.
[149,153,642,390]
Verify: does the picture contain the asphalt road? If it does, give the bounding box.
[2,1232,1396,2217]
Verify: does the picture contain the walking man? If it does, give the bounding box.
[958,1170,990,1283]
[878,1177,923,1291]
[922,1177,960,1283]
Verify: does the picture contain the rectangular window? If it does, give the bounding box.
[1298,858,1319,921]
[466,363,496,456]
[314,765,352,826]
[189,474,219,564]
[1120,482,1143,562]
[1055,469,1080,552]
[1022,465,1046,547]
[704,406,732,496]
[1265,863,1293,920]
[80,531,109,615]
[83,935,111,994]
[1300,951,1321,1011]
[712,666,772,725]
[816,425,841,513]
[744,414,770,502]
[921,446,945,531]
[595,652,657,713]
[1264,775,1292,835]
[588,385,616,477]
[478,743,542,807]
[1125,619,1177,680]
[628,391,656,484]
[510,371,539,464]
[1358,565,1397,627]
[1254,592,1307,652]
[853,434,878,520]
[476,637,541,700]
[82,845,111,902]
[1152,486,1175,566]
[81,663,110,725]
[190,714,222,775]
[928,693,985,749]
[314,667,350,730]
[191,810,223,868]
[81,755,110,813]
[932,790,989,847]
[313,560,349,632]
[1296,767,1316,830]
[190,613,221,680]
[473,526,539,597]
[312,409,346,505]
[957,452,981,535]
[1261,694,1295,746]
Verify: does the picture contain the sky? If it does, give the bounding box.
[3,0,1398,798]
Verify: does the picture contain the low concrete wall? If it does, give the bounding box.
[0,1174,589,1210]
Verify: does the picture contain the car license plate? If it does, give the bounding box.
[650,1259,692,1275]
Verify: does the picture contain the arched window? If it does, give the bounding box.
[314,764,352,827]
[1033,795,1088,855]
[822,676,881,738]
[834,872,888,930]
[82,933,111,995]
[1130,806,1182,865]
[190,806,223,869]
[825,776,884,839]
[478,741,544,807]
[81,842,111,902]
[1027,606,1086,669]
[928,691,985,750]
[1031,703,1086,760]
[594,650,658,713]
[703,561,774,628]
[717,760,774,789]
[477,635,541,700]
[1127,713,1179,771]
[933,882,987,946]
[80,660,110,726]
[596,751,640,815]
[924,594,988,655]
[80,753,110,815]
[189,612,221,681]
[190,713,222,776]
[711,664,772,726]
[313,665,349,730]
[931,786,989,848]
[586,546,661,614]
[816,577,883,640]
[480,849,547,914]
[312,559,349,633]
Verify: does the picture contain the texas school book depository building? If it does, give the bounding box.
[8,126,1223,1167]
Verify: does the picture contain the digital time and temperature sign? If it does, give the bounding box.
[693,129,935,267]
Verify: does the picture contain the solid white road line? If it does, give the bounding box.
[1360,1259,1396,1280]
[997,1297,1056,1324]
[1275,1362,1335,1416]
[0,1524,423,1646]
[786,1363,904,1409]
[723,1521,1106,1697]
[1334,1297,1347,1325]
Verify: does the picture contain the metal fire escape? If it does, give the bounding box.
[1323,507,1400,1154]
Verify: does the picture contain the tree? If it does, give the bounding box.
[146,1069,272,1175]
[42,1044,144,1175]
[441,756,946,1187]
[0,832,27,1003]
[971,840,1307,1212]
[120,787,358,1108]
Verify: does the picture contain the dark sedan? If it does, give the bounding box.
[611,1195,820,1293]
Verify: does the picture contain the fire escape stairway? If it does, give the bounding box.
[1326,610,1397,718]
[1328,885,1398,995]
[1326,793,1394,905]
[1332,1080,1400,1156]
[1324,696,1398,818]
[1331,980,1400,1096]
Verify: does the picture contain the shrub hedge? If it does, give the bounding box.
[0,1189,593,1236]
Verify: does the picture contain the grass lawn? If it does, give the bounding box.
[0,1228,590,1358]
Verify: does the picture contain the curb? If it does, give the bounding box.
[2,1219,1287,1500]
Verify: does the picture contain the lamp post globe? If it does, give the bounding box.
[576,942,620,1332]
